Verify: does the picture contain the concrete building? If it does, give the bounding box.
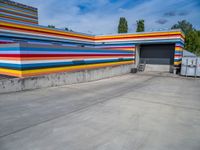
[0,0,184,78]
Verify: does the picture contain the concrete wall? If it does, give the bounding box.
[135,45,140,68]
[0,64,133,94]
[144,64,172,72]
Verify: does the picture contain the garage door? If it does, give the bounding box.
[140,44,175,65]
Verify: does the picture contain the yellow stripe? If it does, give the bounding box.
[0,21,185,41]
[0,21,94,40]
[174,61,182,65]
[0,14,37,23]
[95,31,184,39]
[0,68,22,77]
[0,6,37,15]
[175,47,183,51]
[0,1,37,12]
[0,61,134,77]
[22,61,134,75]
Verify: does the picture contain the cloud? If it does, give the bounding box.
[178,11,189,16]
[164,11,176,17]
[14,0,200,34]
[156,19,168,24]
[164,11,190,17]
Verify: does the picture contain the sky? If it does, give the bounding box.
[15,0,200,35]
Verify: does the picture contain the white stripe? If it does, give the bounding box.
[0,57,134,64]
[0,29,93,43]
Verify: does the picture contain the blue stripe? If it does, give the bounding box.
[95,43,135,47]
[174,58,182,62]
[0,36,94,46]
[175,51,182,54]
[0,18,93,37]
[1,12,38,22]
[0,58,134,70]
[0,3,37,14]
[0,47,134,54]
[0,8,38,18]
[0,32,94,45]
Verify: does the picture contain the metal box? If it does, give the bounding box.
[181,57,199,77]
[196,58,200,76]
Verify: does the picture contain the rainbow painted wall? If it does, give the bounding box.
[0,42,134,77]
[0,1,184,78]
[0,0,38,24]
[0,18,184,77]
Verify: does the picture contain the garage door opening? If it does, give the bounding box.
[138,43,175,72]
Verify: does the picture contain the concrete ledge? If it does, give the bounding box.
[145,64,172,72]
[0,64,133,94]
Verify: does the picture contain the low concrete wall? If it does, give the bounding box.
[0,64,133,94]
[144,64,173,72]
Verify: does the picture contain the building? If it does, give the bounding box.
[0,0,38,24]
[0,0,184,78]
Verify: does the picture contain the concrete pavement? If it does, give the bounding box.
[0,73,200,150]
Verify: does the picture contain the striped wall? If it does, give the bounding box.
[0,0,38,24]
[0,19,184,45]
[174,42,184,66]
[0,43,134,77]
[0,17,185,77]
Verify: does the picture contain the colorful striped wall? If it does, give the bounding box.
[0,0,38,24]
[0,18,185,77]
[174,42,184,66]
[0,43,134,77]
[0,19,184,45]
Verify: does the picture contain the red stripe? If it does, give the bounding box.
[175,46,183,49]
[0,16,37,24]
[0,25,93,40]
[0,54,134,57]
[0,41,14,44]
[0,10,38,20]
[96,34,182,41]
[174,54,182,57]
[102,46,135,49]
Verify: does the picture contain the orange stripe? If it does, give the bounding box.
[95,35,183,41]
[0,15,37,24]
[0,56,135,61]
[0,70,21,77]
[0,21,94,40]
[0,26,91,42]
[22,61,134,77]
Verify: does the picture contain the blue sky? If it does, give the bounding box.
[15,0,200,34]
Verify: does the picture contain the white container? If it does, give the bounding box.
[196,58,200,76]
[181,57,199,76]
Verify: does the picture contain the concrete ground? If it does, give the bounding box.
[0,72,200,150]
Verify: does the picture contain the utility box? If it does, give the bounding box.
[181,57,200,77]
[197,58,200,76]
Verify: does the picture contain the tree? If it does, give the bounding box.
[185,30,199,53]
[171,20,193,34]
[136,20,144,32]
[48,25,55,28]
[171,20,200,56]
[118,17,128,33]
[65,27,69,31]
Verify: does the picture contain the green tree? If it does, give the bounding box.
[196,30,200,36]
[185,30,199,52]
[118,17,128,33]
[48,25,55,28]
[65,27,69,31]
[136,19,144,32]
[171,20,193,34]
[171,20,200,56]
